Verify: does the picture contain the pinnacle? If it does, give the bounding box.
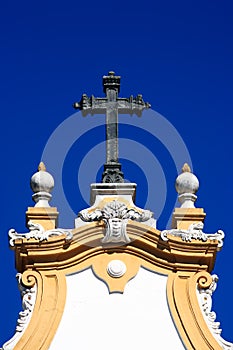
[182,163,191,173]
[38,162,46,172]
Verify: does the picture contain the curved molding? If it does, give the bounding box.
[167,271,227,350]
[2,273,37,350]
[91,253,140,293]
[197,274,233,349]
[6,270,67,350]
[21,271,38,288]
[12,221,219,274]
[6,220,224,349]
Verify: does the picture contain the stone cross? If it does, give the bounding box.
[73,71,151,183]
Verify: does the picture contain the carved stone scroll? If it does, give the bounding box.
[160,222,224,248]
[9,221,73,247]
[2,273,37,350]
[197,274,233,349]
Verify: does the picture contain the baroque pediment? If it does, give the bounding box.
[2,73,232,350]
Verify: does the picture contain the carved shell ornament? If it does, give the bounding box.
[78,200,153,244]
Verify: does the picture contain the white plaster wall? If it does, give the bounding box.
[49,267,185,350]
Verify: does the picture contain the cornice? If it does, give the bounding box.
[11,221,219,274]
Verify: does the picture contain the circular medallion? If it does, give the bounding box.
[107,260,127,278]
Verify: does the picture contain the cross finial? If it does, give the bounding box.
[103,71,121,93]
[74,72,151,183]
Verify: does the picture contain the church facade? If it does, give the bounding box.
[2,73,232,350]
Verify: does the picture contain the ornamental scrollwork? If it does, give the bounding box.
[197,274,233,349]
[2,273,37,350]
[160,222,224,248]
[8,220,73,247]
[16,274,37,333]
[78,200,153,244]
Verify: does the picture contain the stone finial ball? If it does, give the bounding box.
[30,162,54,193]
[175,164,199,195]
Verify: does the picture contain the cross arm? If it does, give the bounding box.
[117,95,151,116]
[73,94,151,116]
[73,94,108,116]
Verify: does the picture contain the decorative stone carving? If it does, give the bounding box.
[9,220,73,246]
[78,200,153,244]
[175,163,199,208]
[107,260,127,278]
[30,162,55,207]
[2,273,37,350]
[102,163,124,184]
[160,222,224,248]
[197,274,233,349]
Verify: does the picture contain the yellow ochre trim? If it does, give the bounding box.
[11,221,222,349]
[167,271,223,350]
[14,270,66,350]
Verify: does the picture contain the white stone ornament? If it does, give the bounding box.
[78,200,153,244]
[30,162,54,207]
[197,274,233,349]
[2,274,37,350]
[160,222,225,248]
[9,220,73,246]
[107,260,127,278]
[175,163,199,208]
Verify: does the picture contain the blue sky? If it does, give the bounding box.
[1,0,233,345]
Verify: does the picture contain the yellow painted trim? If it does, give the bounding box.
[13,221,218,273]
[172,207,206,230]
[14,270,66,350]
[64,253,169,293]
[167,271,223,350]
[26,207,59,230]
[11,221,222,349]
[89,253,140,293]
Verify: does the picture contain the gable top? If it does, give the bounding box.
[3,73,233,350]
